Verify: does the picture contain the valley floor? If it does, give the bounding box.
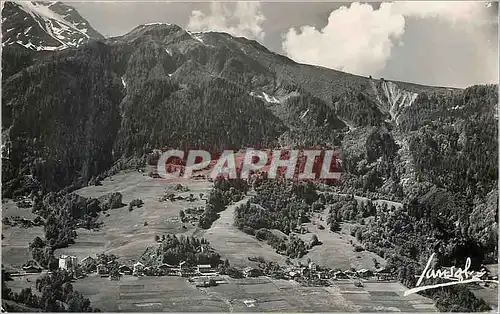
[3,170,496,312]
[4,272,437,312]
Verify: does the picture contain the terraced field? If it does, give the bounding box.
[1,200,44,269]
[70,275,437,312]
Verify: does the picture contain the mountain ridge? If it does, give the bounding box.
[122,23,468,91]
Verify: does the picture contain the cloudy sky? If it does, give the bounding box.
[71,1,498,88]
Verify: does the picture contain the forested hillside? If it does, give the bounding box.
[2,18,497,244]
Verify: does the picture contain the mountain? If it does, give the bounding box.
[1,1,103,51]
[1,5,498,310]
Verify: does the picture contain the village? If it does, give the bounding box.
[8,253,401,288]
[13,252,498,293]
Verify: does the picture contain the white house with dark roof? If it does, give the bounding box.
[133,262,144,276]
[58,255,78,272]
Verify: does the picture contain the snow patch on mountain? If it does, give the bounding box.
[2,1,103,51]
[15,2,82,49]
[186,31,205,44]
[249,91,280,104]
[249,90,301,105]
[14,39,62,51]
[262,92,280,104]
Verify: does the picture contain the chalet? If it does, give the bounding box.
[317,271,329,280]
[179,267,197,277]
[299,267,310,276]
[308,262,318,271]
[80,256,96,267]
[357,269,373,278]
[58,255,78,273]
[118,265,132,275]
[375,268,393,281]
[332,271,349,280]
[344,270,356,277]
[243,267,263,278]
[197,264,218,276]
[143,266,154,276]
[159,264,177,275]
[159,263,176,271]
[288,271,300,279]
[97,264,109,277]
[197,264,211,272]
[284,265,295,273]
[133,262,144,276]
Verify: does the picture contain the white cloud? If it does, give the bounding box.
[282,1,489,76]
[187,2,265,41]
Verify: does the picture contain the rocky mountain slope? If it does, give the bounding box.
[2,1,103,51]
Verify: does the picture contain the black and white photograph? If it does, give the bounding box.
[0,0,498,312]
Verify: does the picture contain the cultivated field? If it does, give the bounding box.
[72,274,230,312]
[7,273,436,312]
[1,200,44,269]
[67,275,436,312]
[1,199,38,219]
[334,280,436,312]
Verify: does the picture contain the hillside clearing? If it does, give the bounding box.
[54,170,212,263]
[202,197,287,268]
[298,208,386,271]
